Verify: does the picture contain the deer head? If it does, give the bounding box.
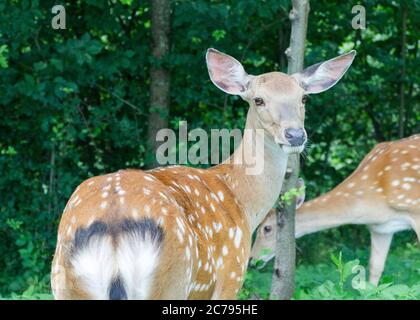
[206,48,356,154]
[250,178,306,266]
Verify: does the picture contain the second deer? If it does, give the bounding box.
[251,134,420,285]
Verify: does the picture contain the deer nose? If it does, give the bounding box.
[284,128,306,146]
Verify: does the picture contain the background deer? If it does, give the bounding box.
[251,134,420,285]
[51,48,355,299]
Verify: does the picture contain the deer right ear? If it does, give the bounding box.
[206,48,251,96]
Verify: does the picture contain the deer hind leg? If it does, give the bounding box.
[211,280,242,300]
[411,216,420,243]
[51,235,78,300]
[368,230,393,286]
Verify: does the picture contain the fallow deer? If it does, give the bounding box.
[251,134,420,285]
[51,48,355,299]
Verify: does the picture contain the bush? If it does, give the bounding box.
[242,242,420,300]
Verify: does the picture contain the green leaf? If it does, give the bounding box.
[0,44,8,68]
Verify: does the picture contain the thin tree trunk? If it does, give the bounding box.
[48,144,56,217]
[398,3,407,138]
[147,0,171,168]
[47,143,58,234]
[365,103,386,142]
[405,40,417,134]
[270,0,309,300]
[278,22,288,71]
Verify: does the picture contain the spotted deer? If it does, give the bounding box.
[251,134,420,285]
[51,48,355,299]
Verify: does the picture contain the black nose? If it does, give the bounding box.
[285,128,306,146]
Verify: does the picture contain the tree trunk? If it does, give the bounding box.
[278,21,288,71]
[365,103,386,142]
[398,3,407,139]
[270,0,309,300]
[147,0,171,168]
[48,143,56,217]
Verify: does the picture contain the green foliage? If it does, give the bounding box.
[0,0,418,298]
[242,243,420,300]
[0,44,8,68]
[280,184,305,206]
[0,285,53,300]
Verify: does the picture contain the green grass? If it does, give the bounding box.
[241,242,420,300]
[1,238,419,300]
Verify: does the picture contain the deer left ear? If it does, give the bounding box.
[294,50,356,94]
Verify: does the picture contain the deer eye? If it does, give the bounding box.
[263,226,272,234]
[302,95,308,104]
[254,97,265,106]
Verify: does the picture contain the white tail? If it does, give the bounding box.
[51,49,354,299]
[251,134,420,285]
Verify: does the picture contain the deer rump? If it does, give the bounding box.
[69,218,164,300]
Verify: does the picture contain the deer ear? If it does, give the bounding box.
[206,48,251,95]
[295,178,305,210]
[294,50,356,94]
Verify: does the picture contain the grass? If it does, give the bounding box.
[1,234,419,300]
[241,242,420,300]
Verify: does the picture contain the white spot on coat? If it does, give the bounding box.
[234,227,243,248]
[222,245,228,256]
[217,191,224,201]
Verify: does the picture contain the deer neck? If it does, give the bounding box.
[296,192,371,237]
[213,107,288,232]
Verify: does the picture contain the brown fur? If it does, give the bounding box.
[52,49,355,299]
